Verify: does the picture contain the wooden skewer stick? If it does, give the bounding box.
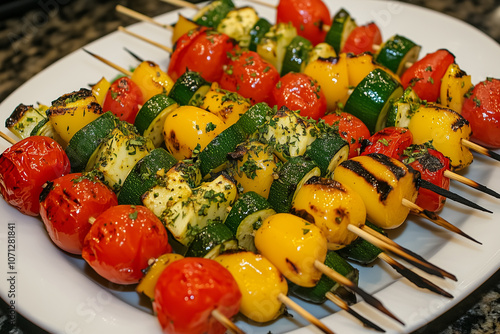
[314,260,405,326]
[377,252,453,299]
[462,138,500,163]
[211,309,245,334]
[402,198,482,245]
[0,131,17,145]
[115,5,173,31]
[325,292,386,333]
[82,49,133,77]
[360,224,457,281]
[417,178,492,213]
[444,170,500,199]
[277,293,336,334]
[118,26,173,53]
[160,0,200,10]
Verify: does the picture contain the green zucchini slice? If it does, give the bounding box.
[224,191,275,252]
[29,117,63,144]
[65,111,119,172]
[374,35,421,76]
[386,87,421,128]
[281,36,313,76]
[325,8,357,54]
[337,221,385,264]
[193,0,235,28]
[306,134,349,178]
[117,148,178,205]
[6,103,47,140]
[267,156,321,213]
[168,71,211,106]
[248,17,272,52]
[134,94,178,147]
[185,223,238,259]
[344,68,404,134]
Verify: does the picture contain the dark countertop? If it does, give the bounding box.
[0,0,500,333]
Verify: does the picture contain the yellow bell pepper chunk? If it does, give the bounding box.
[171,14,199,45]
[214,251,288,323]
[229,141,277,199]
[254,213,327,287]
[163,106,225,160]
[47,89,104,145]
[91,76,111,106]
[408,104,473,171]
[333,155,418,229]
[292,178,366,250]
[304,53,350,112]
[136,253,184,300]
[131,61,174,102]
[439,63,473,114]
[201,83,251,130]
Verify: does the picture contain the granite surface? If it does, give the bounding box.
[0,0,500,333]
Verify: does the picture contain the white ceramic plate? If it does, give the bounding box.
[1,1,500,333]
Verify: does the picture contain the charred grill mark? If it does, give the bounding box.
[290,208,316,224]
[368,153,407,180]
[341,159,393,202]
[169,130,180,152]
[304,176,347,192]
[451,115,469,131]
[285,258,300,274]
[5,104,31,128]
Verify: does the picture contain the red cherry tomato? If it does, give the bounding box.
[461,78,500,148]
[276,0,332,46]
[321,112,371,158]
[220,50,280,104]
[102,77,144,124]
[272,72,327,120]
[342,22,382,55]
[167,27,236,83]
[361,127,413,160]
[403,145,450,212]
[0,136,70,216]
[39,173,118,254]
[82,205,172,285]
[400,49,455,102]
[153,257,241,334]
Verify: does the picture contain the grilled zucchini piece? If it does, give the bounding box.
[6,103,48,140]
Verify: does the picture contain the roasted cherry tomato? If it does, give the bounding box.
[82,205,172,285]
[39,173,118,254]
[361,127,413,160]
[0,136,70,216]
[220,50,280,104]
[153,257,241,334]
[167,27,236,83]
[342,22,382,55]
[400,49,455,102]
[102,77,144,124]
[276,0,332,46]
[272,72,327,120]
[461,78,500,148]
[403,144,450,212]
[321,112,371,158]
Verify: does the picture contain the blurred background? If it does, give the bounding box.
[0,0,499,333]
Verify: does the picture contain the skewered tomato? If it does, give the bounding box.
[0,136,70,216]
[321,112,370,158]
[461,78,500,148]
[342,22,382,55]
[400,49,455,102]
[361,127,413,160]
[272,72,327,120]
[39,173,118,254]
[102,77,144,124]
[220,50,280,104]
[167,26,235,83]
[82,205,172,285]
[153,257,241,334]
[403,144,450,212]
[276,0,332,46]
